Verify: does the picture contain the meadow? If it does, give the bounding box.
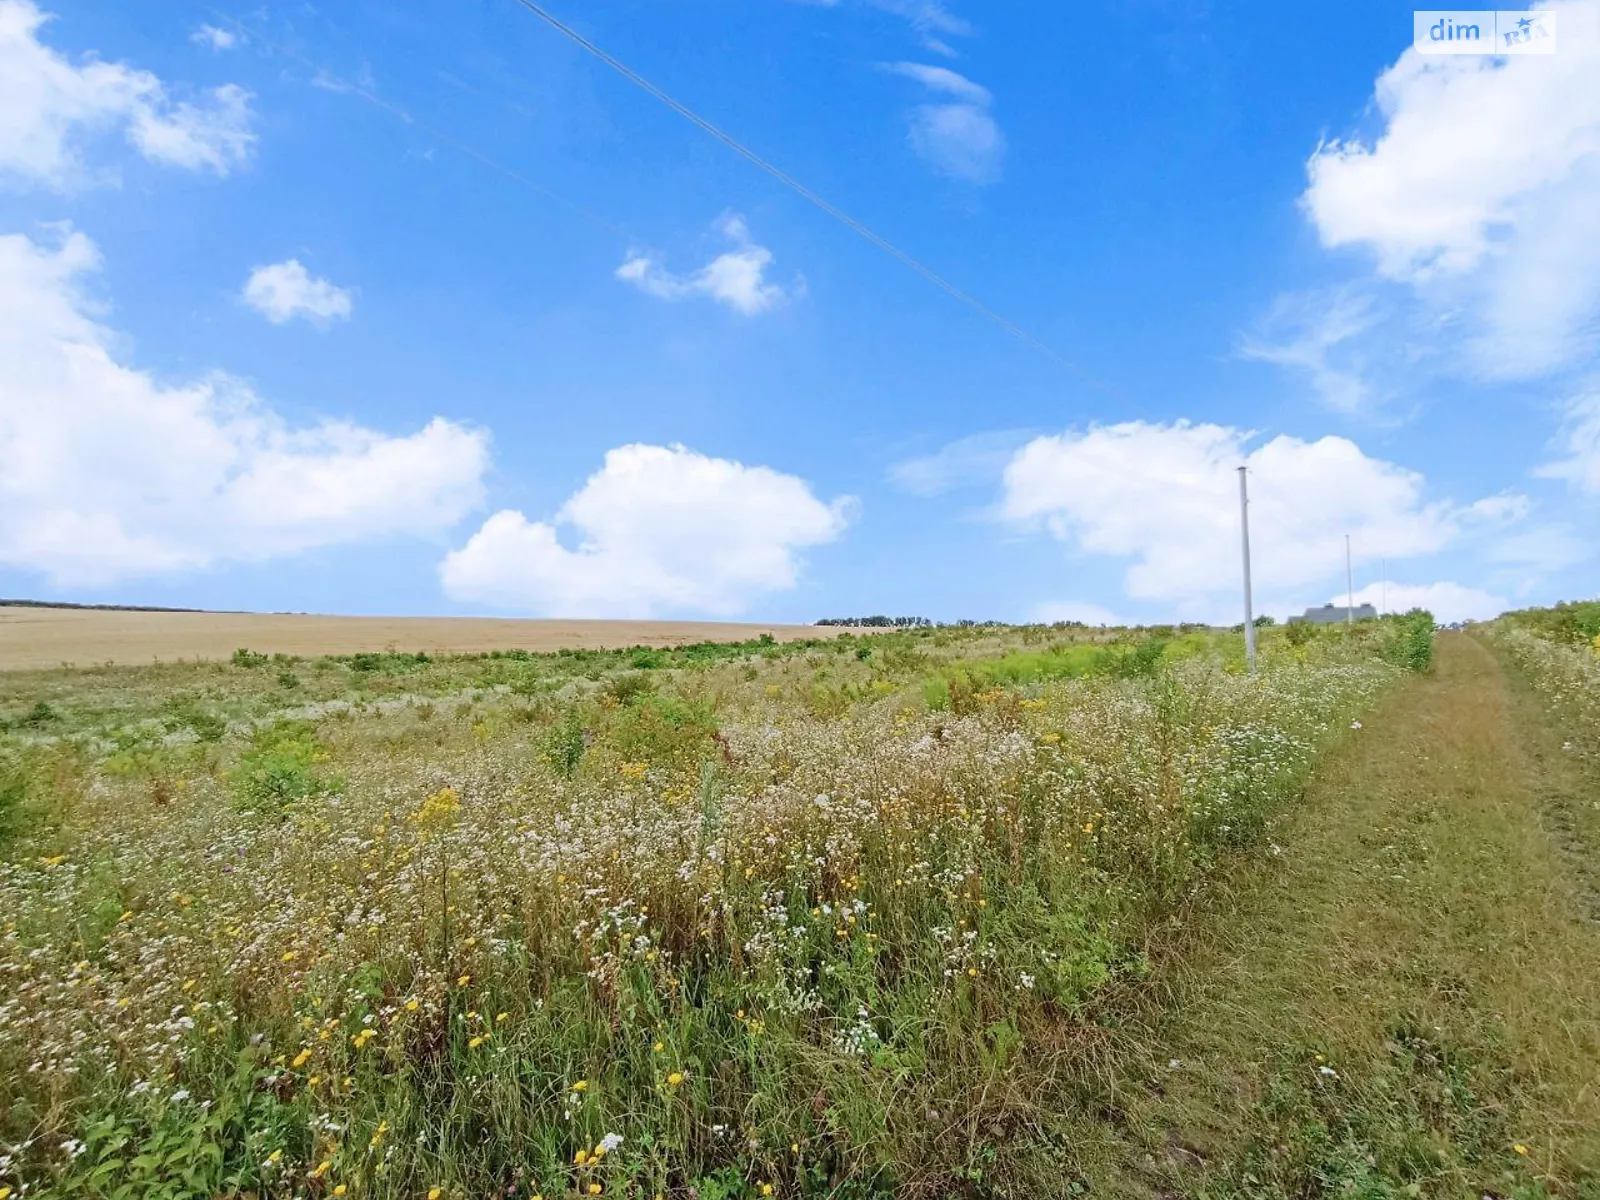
[0,613,1479,1199]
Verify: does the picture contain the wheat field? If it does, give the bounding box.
[0,607,852,671]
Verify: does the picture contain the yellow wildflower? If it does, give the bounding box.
[667,1071,684,1086]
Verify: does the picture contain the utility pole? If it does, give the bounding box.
[1345,534,1355,629]
[1381,559,1387,616]
[1239,466,1256,672]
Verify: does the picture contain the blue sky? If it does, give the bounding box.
[2,0,1597,625]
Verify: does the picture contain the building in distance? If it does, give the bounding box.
[1290,603,1378,625]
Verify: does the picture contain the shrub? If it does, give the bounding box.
[1382,610,1436,673]
[230,724,337,813]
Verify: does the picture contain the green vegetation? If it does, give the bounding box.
[6,610,1594,1200]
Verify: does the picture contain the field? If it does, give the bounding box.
[2,610,1597,1199]
[0,607,853,672]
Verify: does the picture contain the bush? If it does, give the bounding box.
[1382,610,1436,672]
[231,724,338,813]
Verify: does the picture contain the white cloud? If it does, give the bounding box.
[885,61,989,102]
[0,0,255,188]
[0,227,488,587]
[1237,289,1387,413]
[191,24,237,51]
[1000,421,1462,619]
[616,215,791,315]
[242,259,354,326]
[888,429,1030,496]
[1300,0,1600,378]
[804,0,969,54]
[441,444,854,618]
[1537,380,1600,492]
[1030,600,1132,627]
[1338,581,1507,623]
[888,61,1004,183]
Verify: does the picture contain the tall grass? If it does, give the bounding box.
[0,623,1412,1199]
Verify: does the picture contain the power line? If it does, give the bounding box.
[506,0,1121,397]
[208,10,640,245]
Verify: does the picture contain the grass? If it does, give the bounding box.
[1023,632,1600,1198]
[8,612,1587,1200]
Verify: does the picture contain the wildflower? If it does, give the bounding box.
[370,1120,388,1147]
[268,1150,283,1164]
[457,974,471,987]
[310,1160,332,1179]
[1514,1144,1530,1156]
[652,1041,664,1052]
[588,1185,603,1196]
[572,1079,588,1092]
[292,1049,312,1068]
[574,1149,589,1166]
[406,999,420,1012]
[308,1075,322,1086]
[333,1187,348,1197]
[761,1186,775,1197]
[597,1133,623,1155]
[0,1187,12,1200]
[667,1071,684,1086]
[468,1035,486,1049]
[429,1190,442,1200]
[119,910,134,922]
[281,951,297,963]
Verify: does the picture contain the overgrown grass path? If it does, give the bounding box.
[1072,633,1600,1198]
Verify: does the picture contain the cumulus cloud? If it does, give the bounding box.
[616,215,791,315]
[999,421,1463,619]
[242,259,354,326]
[0,227,488,587]
[190,24,237,51]
[887,61,1004,183]
[0,0,255,188]
[1339,581,1507,623]
[1300,0,1600,378]
[441,444,854,618]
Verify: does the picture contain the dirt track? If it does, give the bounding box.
[0,607,856,670]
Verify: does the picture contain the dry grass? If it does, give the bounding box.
[0,607,855,670]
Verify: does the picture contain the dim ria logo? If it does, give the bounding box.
[1414,10,1557,54]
